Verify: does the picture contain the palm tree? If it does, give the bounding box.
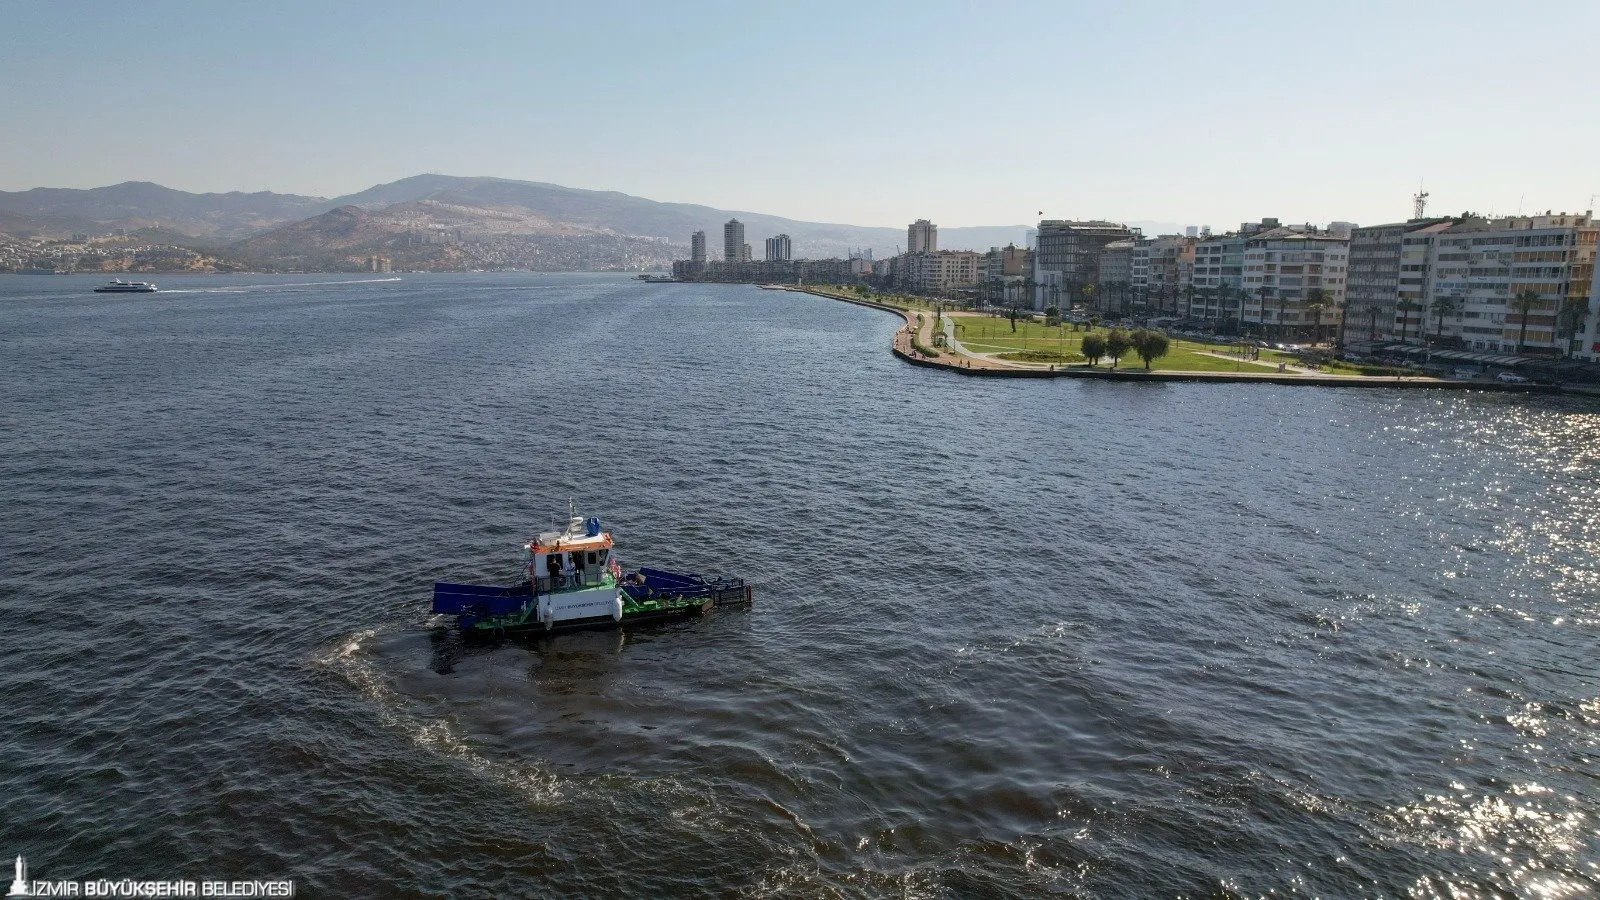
[1396,299,1419,345]
[1511,289,1540,354]
[1557,295,1589,357]
[1182,284,1196,322]
[1276,292,1290,341]
[1367,303,1380,342]
[1429,294,1459,345]
[1304,288,1329,345]
[1255,285,1273,338]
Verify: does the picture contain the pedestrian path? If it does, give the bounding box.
[1189,348,1321,375]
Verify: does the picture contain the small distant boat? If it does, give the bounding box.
[432,507,752,636]
[93,279,158,293]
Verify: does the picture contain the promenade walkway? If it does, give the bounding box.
[771,285,1552,391]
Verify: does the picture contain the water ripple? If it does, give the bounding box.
[2,273,1597,896]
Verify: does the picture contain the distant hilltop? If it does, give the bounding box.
[0,174,1046,272]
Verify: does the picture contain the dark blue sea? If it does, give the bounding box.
[2,272,1597,897]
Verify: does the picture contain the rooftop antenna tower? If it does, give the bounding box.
[1412,182,1429,219]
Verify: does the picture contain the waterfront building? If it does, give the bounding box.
[908,219,938,254]
[1582,245,1600,360]
[1034,220,1139,310]
[1191,219,1290,325]
[1344,219,1451,344]
[983,244,1035,308]
[671,256,858,284]
[765,234,792,262]
[691,230,707,264]
[1240,226,1349,339]
[723,219,746,263]
[1095,240,1135,313]
[1420,212,1596,354]
[906,250,981,293]
[1130,234,1196,317]
[983,244,1033,280]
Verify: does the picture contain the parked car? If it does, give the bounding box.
[1496,372,1528,383]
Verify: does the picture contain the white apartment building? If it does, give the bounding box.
[1191,219,1289,323]
[907,250,981,293]
[1422,212,1596,354]
[1582,249,1600,360]
[1241,227,1348,338]
[1130,234,1196,316]
[1345,219,1452,343]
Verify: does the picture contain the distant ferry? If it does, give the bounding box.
[93,279,158,293]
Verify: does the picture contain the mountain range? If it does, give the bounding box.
[0,174,1177,271]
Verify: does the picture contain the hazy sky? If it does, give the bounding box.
[4,1,1598,230]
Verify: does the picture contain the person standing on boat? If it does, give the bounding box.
[562,554,576,588]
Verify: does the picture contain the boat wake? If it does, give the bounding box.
[313,627,569,805]
[160,277,403,294]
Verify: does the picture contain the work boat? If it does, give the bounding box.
[431,512,751,636]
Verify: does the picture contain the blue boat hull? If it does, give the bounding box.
[432,568,750,635]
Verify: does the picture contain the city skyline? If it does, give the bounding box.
[2,2,1598,230]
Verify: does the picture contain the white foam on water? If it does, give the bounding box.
[313,627,568,805]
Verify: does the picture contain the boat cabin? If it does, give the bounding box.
[525,515,615,591]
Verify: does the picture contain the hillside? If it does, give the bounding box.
[230,201,680,272]
[0,181,326,241]
[323,175,1032,258]
[0,174,1050,269]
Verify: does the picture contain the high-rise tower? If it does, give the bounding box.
[723,219,745,262]
[765,234,792,262]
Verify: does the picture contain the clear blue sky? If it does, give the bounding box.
[4,0,1597,230]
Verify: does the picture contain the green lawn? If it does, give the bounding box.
[953,318,1306,372]
[953,318,1089,354]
